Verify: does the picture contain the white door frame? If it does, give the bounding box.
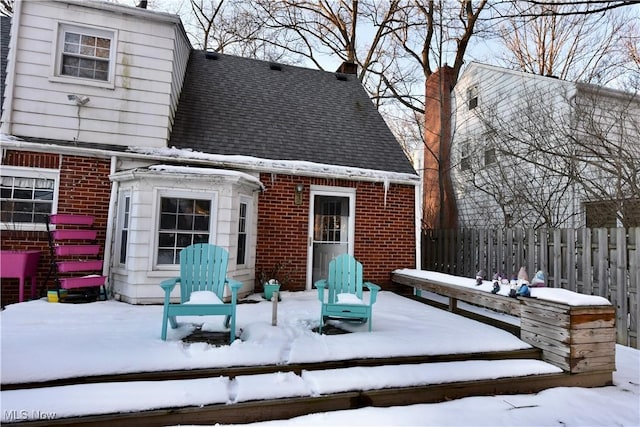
[305,185,356,290]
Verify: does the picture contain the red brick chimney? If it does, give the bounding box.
[336,61,357,75]
[422,66,458,229]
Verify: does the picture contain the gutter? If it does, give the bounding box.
[0,138,420,186]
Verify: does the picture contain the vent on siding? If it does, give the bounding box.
[205,51,219,60]
[269,63,283,71]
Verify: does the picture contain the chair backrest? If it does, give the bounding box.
[179,244,229,303]
[327,254,363,303]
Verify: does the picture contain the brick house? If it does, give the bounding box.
[0,1,419,306]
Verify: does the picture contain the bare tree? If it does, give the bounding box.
[459,81,640,228]
[386,0,488,229]
[495,2,639,88]
[0,0,12,16]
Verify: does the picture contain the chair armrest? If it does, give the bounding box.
[315,280,328,301]
[226,278,243,293]
[160,277,180,294]
[364,282,381,305]
[226,278,243,304]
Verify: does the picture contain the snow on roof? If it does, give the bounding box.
[130,146,421,185]
[148,164,264,189]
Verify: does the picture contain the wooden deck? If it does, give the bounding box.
[3,348,611,427]
[2,286,616,426]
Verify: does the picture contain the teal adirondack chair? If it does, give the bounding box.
[160,244,242,342]
[315,254,381,333]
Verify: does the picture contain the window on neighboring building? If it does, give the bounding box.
[0,167,59,230]
[157,197,212,265]
[55,24,115,83]
[118,193,131,265]
[236,201,248,265]
[460,141,471,171]
[467,86,478,110]
[484,147,496,166]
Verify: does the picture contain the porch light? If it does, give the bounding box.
[67,94,90,106]
[294,184,304,205]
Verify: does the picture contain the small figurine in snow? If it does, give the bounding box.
[517,283,531,297]
[517,266,529,282]
[531,270,546,287]
[491,281,501,294]
[491,272,501,294]
[475,269,486,286]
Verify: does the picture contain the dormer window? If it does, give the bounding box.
[53,23,116,87]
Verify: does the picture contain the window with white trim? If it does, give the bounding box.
[117,192,131,266]
[236,199,249,265]
[0,167,59,230]
[157,196,213,265]
[55,24,115,84]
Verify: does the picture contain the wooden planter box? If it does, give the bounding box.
[392,271,617,380]
[520,298,616,374]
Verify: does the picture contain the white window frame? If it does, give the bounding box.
[236,196,252,266]
[116,190,131,267]
[50,22,117,88]
[0,166,59,232]
[152,189,218,271]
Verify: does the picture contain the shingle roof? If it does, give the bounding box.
[169,52,417,176]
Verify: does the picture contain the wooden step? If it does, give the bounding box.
[1,348,542,390]
[2,369,612,426]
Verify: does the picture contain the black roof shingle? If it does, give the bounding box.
[169,52,417,176]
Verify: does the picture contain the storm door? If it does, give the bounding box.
[306,187,355,290]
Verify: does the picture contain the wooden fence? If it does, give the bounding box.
[422,227,639,349]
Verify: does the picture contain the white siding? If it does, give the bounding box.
[2,1,190,148]
[451,63,574,228]
[450,63,639,228]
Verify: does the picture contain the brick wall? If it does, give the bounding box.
[256,173,416,293]
[0,151,111,307]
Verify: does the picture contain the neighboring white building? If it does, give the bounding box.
[450,62,640,229]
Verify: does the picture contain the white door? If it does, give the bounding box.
[306,186,355,290]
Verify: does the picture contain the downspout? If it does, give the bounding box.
[0,1,23,135]
[102,155,118,297]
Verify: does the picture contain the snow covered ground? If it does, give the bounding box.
[1,284,638,426]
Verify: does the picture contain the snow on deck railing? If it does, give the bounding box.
[394,268,611,307]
